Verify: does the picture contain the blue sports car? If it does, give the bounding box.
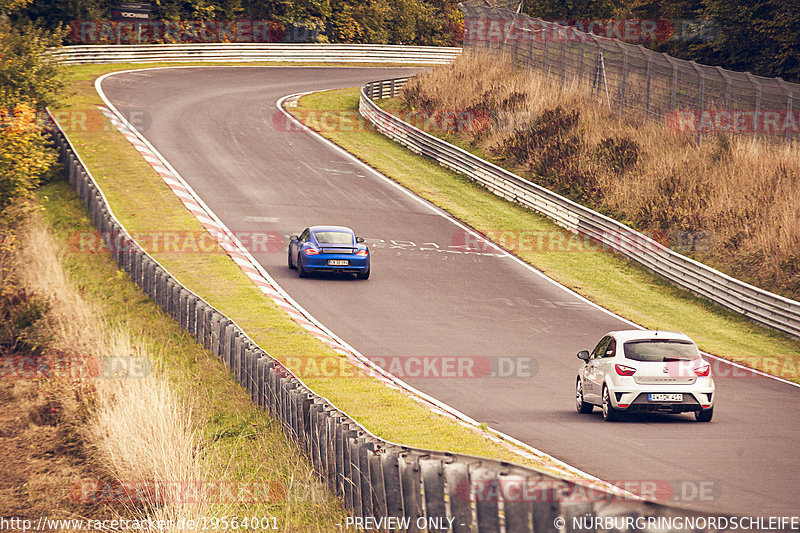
[288,226,370,279]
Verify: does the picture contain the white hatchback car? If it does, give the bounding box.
[575,330,715,422]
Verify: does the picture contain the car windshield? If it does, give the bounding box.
[314,231,352,244]
[623,340,700,362]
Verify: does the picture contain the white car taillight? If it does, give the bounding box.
[694,364,710,377]
[615,364,636,376]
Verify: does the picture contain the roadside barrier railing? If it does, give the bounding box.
[360,78,800,340]
[47,106,749,532]
[51,43,462,65]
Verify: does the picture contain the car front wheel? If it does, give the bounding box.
[602,385,620,422]
[575,379,593,414]
[288,249,296,269]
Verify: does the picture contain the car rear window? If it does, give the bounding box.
[623,340,700,362]
[314,231,352,244]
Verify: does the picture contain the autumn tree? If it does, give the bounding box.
[1,0,63,212]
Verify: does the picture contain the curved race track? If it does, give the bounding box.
[101,67,800,516]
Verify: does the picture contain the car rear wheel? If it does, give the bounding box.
[695,407,713,422]
[575,379,593,413]
[356,267,370,280]
[602,385,620,422]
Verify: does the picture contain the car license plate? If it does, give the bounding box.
[649,393,683,402]
[327,259,349,266]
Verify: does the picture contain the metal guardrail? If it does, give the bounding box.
[360,78,800,340]
[47,109,750,532]
[52,43,462,65]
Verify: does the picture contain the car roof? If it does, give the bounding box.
[308,225,355,234]
[607,329,694,344]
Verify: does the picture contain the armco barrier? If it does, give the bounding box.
[46,109,759,531]
[51,43,461,65]
[359,78,800,340]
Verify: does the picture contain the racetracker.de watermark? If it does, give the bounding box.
[711,356,800,381]
[667,109,800,135]
[451,228,666,254]
[281,355,537,379]
[67,230,285,254]
[68,19,317,44]
[276,109,492,135]
[0,355,150,380]
[462,478,720,504]
[450,228,718,254]
[0,108,151,134]
[465,18,717,44]
[69,480,286,505]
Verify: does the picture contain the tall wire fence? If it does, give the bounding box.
[458,2,800,142]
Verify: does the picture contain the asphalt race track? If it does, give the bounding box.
[101,67,800,516]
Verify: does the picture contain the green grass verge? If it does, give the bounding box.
[290,88,800,380]
[53,64,570,474]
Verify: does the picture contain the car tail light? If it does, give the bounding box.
[356,249,368,257]
[694,364,710,377]
[303,248,319,256]
[615,364,636,376]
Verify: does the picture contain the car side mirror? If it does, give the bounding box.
[289,235,299,241]
[356,237,365,243]
[577,350,590,360]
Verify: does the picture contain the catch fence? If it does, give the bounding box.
[458,2,800,142]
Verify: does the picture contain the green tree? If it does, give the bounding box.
[9,0,107,29]
[522,0,618,20]
[0,17,66,108]
[696,0,800,81]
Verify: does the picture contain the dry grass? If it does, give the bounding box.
[14,210,101,354]
[401,51,800,299]
[86,339,222,528]
[14,214,218,529]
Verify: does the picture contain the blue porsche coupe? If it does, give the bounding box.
[288,226,370,279]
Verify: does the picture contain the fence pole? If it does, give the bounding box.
[746,72,762,139]
[619,47,629,116]
[716,67,732,110]
[543,31,549,74]
[670,57,678,112]
[778,79,795,143]
[691,62,706,144]
[645,55,652,116]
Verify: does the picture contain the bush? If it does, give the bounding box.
[493,106,580,166]
[0,16,63,215]
[595,136,640,173]
[0,103,56,212]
